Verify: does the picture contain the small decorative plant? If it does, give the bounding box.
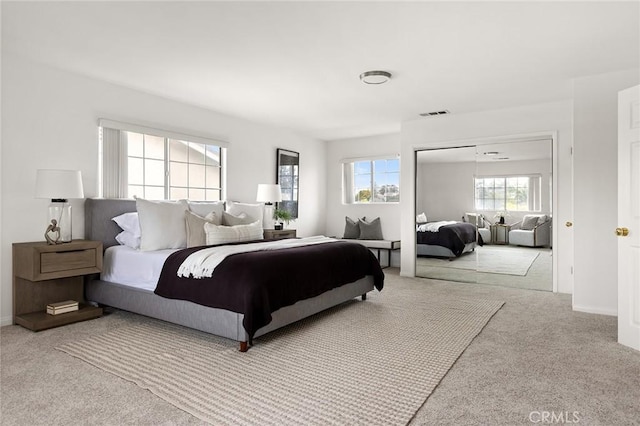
[273,208,294,229]
[494,211,510,224]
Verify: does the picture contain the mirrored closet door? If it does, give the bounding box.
[415,139,553,292]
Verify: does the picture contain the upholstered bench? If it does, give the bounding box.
[349,239,401,268]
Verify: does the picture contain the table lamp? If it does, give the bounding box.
[256,183,282,229]
[35,169,85,244]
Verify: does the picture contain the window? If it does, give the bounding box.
[344,157,400,203]
[474,175,541,212]
[99,120,226,200]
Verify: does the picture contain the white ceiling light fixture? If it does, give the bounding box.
[360,70,392,85]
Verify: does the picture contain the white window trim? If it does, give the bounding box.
[99,119,228,200]
[98,119,229,148]
[342,154,400,204]
[474,173,542,212]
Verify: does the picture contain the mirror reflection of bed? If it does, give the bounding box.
[415,140,553,292]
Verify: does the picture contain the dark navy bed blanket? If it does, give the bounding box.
[155,240,384,339]
[416,222,483,256]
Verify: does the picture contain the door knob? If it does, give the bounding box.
[565,221,573,227]
[615,227,629,237]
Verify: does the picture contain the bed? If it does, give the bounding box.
[416,221,482,258]
[84,198,384,352]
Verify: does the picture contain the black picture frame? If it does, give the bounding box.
[276,148,299,219]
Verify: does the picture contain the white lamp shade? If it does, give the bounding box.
[35,169,85,200]
[256,184,282,203]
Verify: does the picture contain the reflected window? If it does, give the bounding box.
[475,175,541,212]
[276,149,299,218]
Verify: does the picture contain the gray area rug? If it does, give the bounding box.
[422,246,539,276]
[57,288,503,425]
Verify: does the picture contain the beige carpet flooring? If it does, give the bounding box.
[55,287,503,425]
[416,246,552,292]
[2,269,639,425]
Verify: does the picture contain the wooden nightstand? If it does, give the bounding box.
[13,240,103,331]
[263,229,297,240]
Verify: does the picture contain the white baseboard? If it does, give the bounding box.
[1,315,14,327]
[573,304,617,317]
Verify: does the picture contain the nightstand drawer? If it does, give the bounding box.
[41,249,96,273]
[263,229,297,240]
[13,240,103,281]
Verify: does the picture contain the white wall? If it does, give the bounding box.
[416,161,476,222]
[326,133,401,266]
[0,54,327,325]
[572,68,640,316]
[401,100,573,295]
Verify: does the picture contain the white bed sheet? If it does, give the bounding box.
[101,245,178,291]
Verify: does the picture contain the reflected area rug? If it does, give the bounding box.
[57,283,503,425]
[420,246,540,276]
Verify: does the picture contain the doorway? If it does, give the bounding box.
[415,138,553,291]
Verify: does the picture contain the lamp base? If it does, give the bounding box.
[47,201,72,243]
[263,204,275,229]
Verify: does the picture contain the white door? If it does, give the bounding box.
[618,85,640,351]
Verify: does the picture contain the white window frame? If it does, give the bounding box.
[342,155,400,204]
[474,174,542,212]
[99,119,227,200]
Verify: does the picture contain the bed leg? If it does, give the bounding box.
[361,293,367,301]
[239,341,248,352]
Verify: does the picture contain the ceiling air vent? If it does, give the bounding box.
[419,110,450,117]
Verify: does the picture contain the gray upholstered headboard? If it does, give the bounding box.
[84,198,136,249]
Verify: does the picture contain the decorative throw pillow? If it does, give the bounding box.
[112,212,141,237]
[204,221,264,245]
[343,216,364,239]
[358,217,383,240]
[521,215,541,230]
[187,201,224,225]
[115,231,141,250]
[226,201,264,227]
[185,210,220,248]
[222,211,254,226]
[136,198,189,251]
[416,212,428,224]
[536,214,549,225]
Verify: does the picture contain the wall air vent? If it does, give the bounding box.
[419,110,450,117]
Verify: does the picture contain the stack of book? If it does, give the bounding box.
[47,300,79,315]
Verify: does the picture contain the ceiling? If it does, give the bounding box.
[2,1,639,141]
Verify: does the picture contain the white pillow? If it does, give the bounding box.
[416,212,428,224]
[222,211,254,226]
[115,231,141,250]
[204,221,264,245]
[226,201,264,227]
[136,198,189,251]
[188,201,224,225]
[112,212,141,237]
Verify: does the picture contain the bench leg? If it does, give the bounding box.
[377,248,391,269]
[239,341,248,352]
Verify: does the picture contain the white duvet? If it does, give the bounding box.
[416,221,457,232]
[178,235,339,279]
[101,246,178,291]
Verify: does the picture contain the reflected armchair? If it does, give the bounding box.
[509,214,551,247]
[465,212,491,244]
